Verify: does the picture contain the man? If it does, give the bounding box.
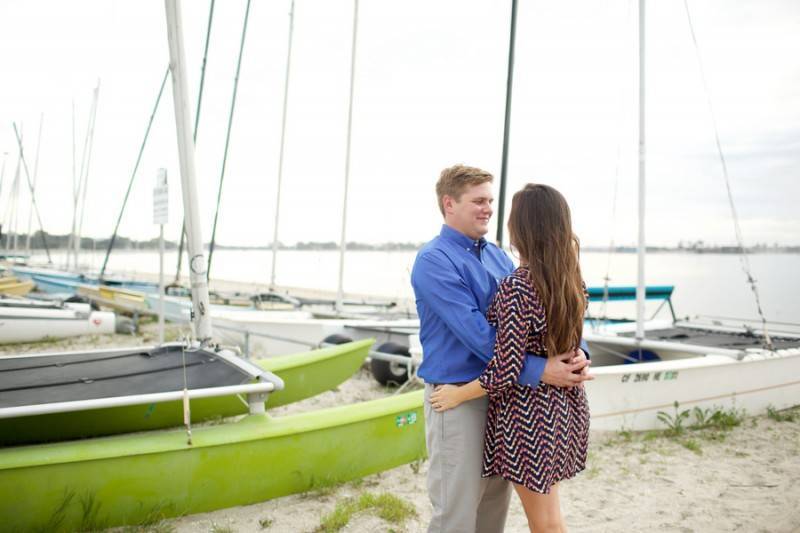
[411,165,592,533]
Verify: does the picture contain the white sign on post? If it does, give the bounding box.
[154,168,169,225]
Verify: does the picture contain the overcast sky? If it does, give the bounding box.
[0,0,797,248]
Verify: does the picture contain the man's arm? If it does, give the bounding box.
[412,251,593,387]
[518,340,593,388]
[412,251,495,358]
[413,251,544,387]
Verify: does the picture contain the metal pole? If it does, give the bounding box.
[174,0,216,286]
[66,100,77,269]
[159,223,165,343]
[336,0,360,313]
[636,0,646,342]
[270,0,295,288]
[496,0,518,248]
[25,113,43,253]
[5,142,21,254]
[164,0,213,342]
[75,80,101,270]
[8,152,21,253]
[12,123,51,263]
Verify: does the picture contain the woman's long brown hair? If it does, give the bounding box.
[508,184,585,356]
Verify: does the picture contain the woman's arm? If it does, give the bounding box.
[478,276,534,394]
[429,380,484,412]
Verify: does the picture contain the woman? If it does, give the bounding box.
[430,183,589,533]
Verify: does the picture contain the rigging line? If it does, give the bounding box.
[207,0,252,281]
[496,0,519,248]
[175,0,216,286]
[2,148,19,252]
[181,341,192,446]
[75,81,101,269]
[25,113,44,253]
[67,100,77,268]
[682,0,773,351]
[336,0,360,313]
[12,123,51,262]
[601,0,633,319]
[271,0,296,289]
[99,67,169,281]
[3,148,21,253]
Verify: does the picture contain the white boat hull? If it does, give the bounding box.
[0,304,116,344]
[585,348,800,431]
[211,310,419,357]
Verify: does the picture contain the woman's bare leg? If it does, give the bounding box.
[513,482,566,533]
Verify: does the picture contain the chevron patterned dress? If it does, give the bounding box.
[478,266,589,494]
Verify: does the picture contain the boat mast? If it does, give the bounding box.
[336,0,360,313]
[174,0,216,286]
[270,0,295,289]
[164,0,213,342]
[635,0,646,342]
[25,113,43,253]
[12,123,52,263]
[495,0,519,248]
[5,146,21,254]
[67,101,77,269]
[75,81,100,270]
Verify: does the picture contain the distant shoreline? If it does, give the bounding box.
[3,232,798,254]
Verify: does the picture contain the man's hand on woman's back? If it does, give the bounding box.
[541,349,593,388]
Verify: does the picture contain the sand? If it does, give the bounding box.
[3,324,799,533]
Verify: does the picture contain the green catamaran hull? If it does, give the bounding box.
[1,340,372,446]
[0,390,426,531]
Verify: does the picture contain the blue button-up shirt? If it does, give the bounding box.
[411,224,548,386]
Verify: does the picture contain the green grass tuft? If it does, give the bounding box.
[34,489,75,533]
[681,439,702,455]
[767,405,797,423]
[78,491,107,532]
[317,492,417,532]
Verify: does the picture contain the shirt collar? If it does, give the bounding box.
[440,224,488,251]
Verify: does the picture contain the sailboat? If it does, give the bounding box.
[579,0,800,430]
[0,296,119,344]
[0,3,426,529]
[0,275,34,296]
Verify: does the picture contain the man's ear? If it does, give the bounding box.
[442,194,454,214]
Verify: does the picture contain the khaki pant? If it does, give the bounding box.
[425,383,512,533]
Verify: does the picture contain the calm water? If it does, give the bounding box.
[29,249,800,325]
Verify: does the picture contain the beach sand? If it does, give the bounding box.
[3,324,799,533]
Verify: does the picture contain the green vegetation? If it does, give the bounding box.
[655,402,745,446]
[316,492,417,532]
[767,405,797,423]
[656,402,691,436]
[682,439,702,455]
[34,489,75,533]
[258,517,273,529]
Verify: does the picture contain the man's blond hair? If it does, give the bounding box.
[435,165,494,216]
